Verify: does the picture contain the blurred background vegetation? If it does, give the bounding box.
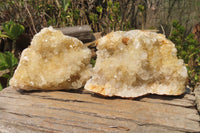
[0,0,200,90]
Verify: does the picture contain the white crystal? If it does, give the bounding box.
[10,27,92,91]
[85,30,188,98]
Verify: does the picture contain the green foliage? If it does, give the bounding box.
[90,58,96,67]
[63,0,71,12]
[96,6,103,13]
[89,13,98,23]
[107,0,113,8]
[138,4,145,12]
[103,0,125,31]
[138,4,146,30]
[0,31,8,38]
[0,52,18,87]
[169,20,200,87]
[73,9,80,21]
[2,21,25,40]
[112,2,120,13]
[0,83,2,91]
[0,0,137,33]
[0,52,18,71]
[0,21,25,53]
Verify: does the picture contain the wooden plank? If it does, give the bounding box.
[0,87,199,133]
[55,25,95,43]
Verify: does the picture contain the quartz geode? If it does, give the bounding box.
[10,27,92,90]
[85,30,188,98]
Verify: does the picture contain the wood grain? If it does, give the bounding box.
[0,87,199,133]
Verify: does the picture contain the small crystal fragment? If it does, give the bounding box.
[10,27,92,91]
[85,30,188,98]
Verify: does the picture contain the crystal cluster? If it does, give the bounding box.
[85,30,188,98]
[10,27,92,91]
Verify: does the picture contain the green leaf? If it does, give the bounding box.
[138,5,145,12]
[2,21,25,40]
[181,51,187,56]
[109,15,114,21]
[73,9,80,20]
[194,74,199,81]
[90,58,96,67]
[89,13,98,23]
[63,0,71,12]
[169,20,200,86]
[107,0,113,8]
[0,53,9,70]
[2,73,10,79]
[0,83,3,91]
[0,31,8,38]
[96,6,103,13]
[114,2,120,8]
[0,52,18,71]
[113,4,119,13]
[172,20,179,28]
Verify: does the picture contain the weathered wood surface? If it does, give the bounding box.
[0,87,199,133]
[56,25,95,43]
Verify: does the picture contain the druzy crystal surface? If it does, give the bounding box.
[10,27,92,90]
[85,30,188,98]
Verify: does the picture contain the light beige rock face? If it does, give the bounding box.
[85,30,188,98]
[10,27,92,91]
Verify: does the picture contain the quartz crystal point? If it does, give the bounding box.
[85,30,188,98]
[10,27,92,90]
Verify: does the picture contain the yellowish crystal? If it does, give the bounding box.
[10,27,92,90]
[85,30,188,98]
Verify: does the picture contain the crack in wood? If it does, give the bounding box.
[29,94,101,105]
[17,121,62,132]
[45,120,102,131]
[0,95,26,100]
[108,126,130,131]
[138,100,194,108]
[46,106,198,132]
[5,111,120,132]
[8,112,32,118]
[136,123,197,133]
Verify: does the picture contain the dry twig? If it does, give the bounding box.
[24,1,37,34]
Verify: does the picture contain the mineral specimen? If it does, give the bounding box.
[85,30,188,98]
[10,27,92,90]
